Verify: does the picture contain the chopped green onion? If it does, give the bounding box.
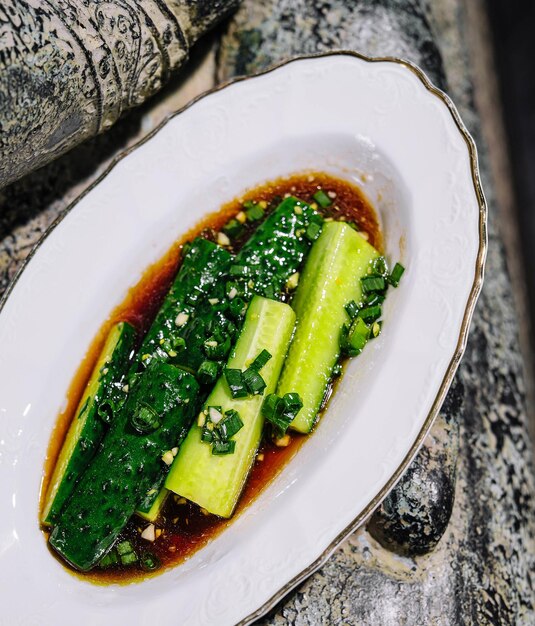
[373,256,388,276]
[99,549,119,568]
[242,367,267,395]
[348,317,370,355]
[250,349,272,371]
[361,275,386,294]
[229,296,246,319]
[312,189,332,208]
[357,305,382,323]
[140,551,161,572]
[345,300,360,319]
[229,264,249,277]
[201,427,214,443]
[264,284,276,299]
[262,392,303,436]
[363,292,386,306]
[212,439,236,455]
[120,551,138,566]
[116,540,135,556]
[388,262,405,287]
[244,201,264,221]
[131,404,161,434]
[305,222,322,241]
[224,368,248,398]
[223,219,244,238]
[217,409,244,440]
[203,334,231,359]
[197,360,219,385]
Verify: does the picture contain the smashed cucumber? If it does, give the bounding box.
[235,196,323,299]
[277,222,380,433]
[132,237,232,373]
[41,321,136,526]
[49,362,198,571]
[165,296,296,518]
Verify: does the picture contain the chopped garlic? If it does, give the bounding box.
[102,367,109,375]
[155,528,163,539]
[161,450,174,465]
[209,407,223,424]
[205,340,218,348]
[358,231,369,241]
[247,279,255,289]
[293,206,303,215]
[197,411,207,428]
[141,524,156,542]
[307,174,315,182]
[310,202,318,210]
[208,298,219,305]
[217,232,230,246]
[286,271,300,290]
[168,349,177,358]
[175,312,189,327]
[259,200,268,209]
[228,287,238,300]
[257,453,265,462]
[171,447,178,457]
[274,434,291,447]
[236,211,246,223]
[328,191,337,199]
[122,384,129,393]
[200,507,211,516]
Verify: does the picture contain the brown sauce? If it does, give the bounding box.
[41,172,381,584]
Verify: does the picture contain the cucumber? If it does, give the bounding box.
[165,296,295,518]
[41,321,136,526]
[136,488,169,523]
[277,222,380,433]
[49,362,198,571]
[132,237,232,373]
[235,196,323,299]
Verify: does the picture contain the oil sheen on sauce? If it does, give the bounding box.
[41,172,382,584]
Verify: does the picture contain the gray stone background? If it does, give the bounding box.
[1,0,534,624]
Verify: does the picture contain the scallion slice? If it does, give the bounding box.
[217,409,244,440]
[243,200,264,221]
[242,367,266,395]
[305,222,322,241]
[212,439,236,455]
[344,300,360,320]
[140,551,161,572]
[388,262,405,287]
[197,360,219,385]
[357,305,382,323]
[130,403,161,434]
[312,189,332,208]
[223,219,244,238]
[361,275,386,294]
[249,349,272,371]
[224,368,248,398]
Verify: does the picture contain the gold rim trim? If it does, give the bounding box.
[0,51,487,625]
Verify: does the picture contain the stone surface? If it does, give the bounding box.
[0,0,533,624]
[0,0,238,187]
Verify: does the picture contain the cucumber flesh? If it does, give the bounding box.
[136,488,169,523]
[49,363,198,571]
[277,222,380,433]
[165,296,296,518]
[41,321,136,526]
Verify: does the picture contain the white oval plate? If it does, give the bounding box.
[0,52,485,626]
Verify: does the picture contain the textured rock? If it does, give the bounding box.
[0,0,239,187]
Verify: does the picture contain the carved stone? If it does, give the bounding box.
[0,0,239,187]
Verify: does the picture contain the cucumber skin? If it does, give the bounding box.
[165,296,296,518]
[132,237,233,373]
[236,196,323,299]
[49,363,198,571]
[278,222,380,433]
[42,322,136,526]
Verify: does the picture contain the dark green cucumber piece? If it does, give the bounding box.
[234,196,323,300]
[41,322,136,526]
[131,237,232,373]
[49,362,198,571]
[166,296,295,518]
[277,222,380,433]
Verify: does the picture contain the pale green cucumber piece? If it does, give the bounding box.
[165,296,296,518]
[41,321,136,525]
[277,222,380,433]
[136,488,169,523]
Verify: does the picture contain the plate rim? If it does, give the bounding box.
[0,50,487,625]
